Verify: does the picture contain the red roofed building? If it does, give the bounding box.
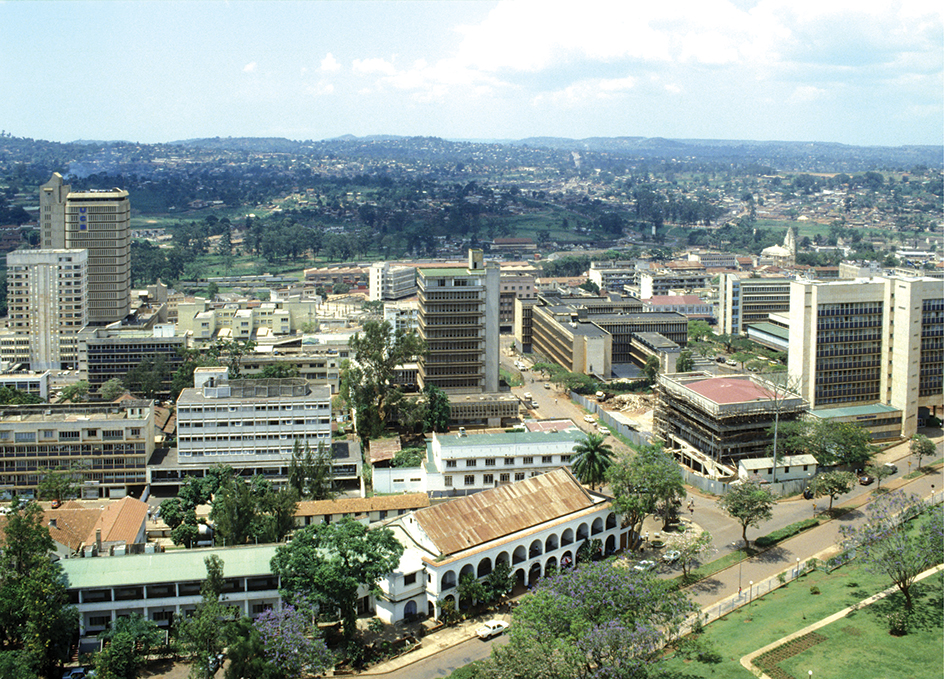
[654,372,806,476]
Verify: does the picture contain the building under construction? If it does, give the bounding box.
[654,372,806,479]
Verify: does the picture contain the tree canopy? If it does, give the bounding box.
[607,443,686,541]
[270,519,404,645]
[570,433,614,490]
[718,480,776,548]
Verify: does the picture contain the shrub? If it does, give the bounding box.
[754,518,819,548]
[809,585,821,595]
[888,609,910,636]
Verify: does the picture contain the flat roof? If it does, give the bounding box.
[437,429,583,447]
[61,544,279,590]
[418,268,484,277]
[740,454,818,469]
[686,377,776,405]
[808,403,901,419]
[748,322,790,340]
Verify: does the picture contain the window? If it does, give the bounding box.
[560,455,571,464]
[444,476,452,487]
[466,459,477,468]
[523,456,534,464]
[514,472,525,481]
[483,474,494,485]
[404,572,417,586]
[504,457,515,465]
[500,473,510,483]
[464,475,475,486]
[485,458,496,467]
[59,431,79,440]
[542,455,553,464]
[446,460,457,469]
[14,432,35,443]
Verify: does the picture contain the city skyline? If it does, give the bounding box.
[1,0,941,147]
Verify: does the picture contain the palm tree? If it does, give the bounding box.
[571,433,615,491]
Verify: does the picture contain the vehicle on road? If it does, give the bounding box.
[543,383,550,389]
[597,426,610,436]
[884,462,898,474]
[859,474,875,486]
[583,415,595,423]
[633,560,657,572]
[662,550,681,563]
[523,392,532,400]
[476,619,509,639]
[62,669,96,679]
[725,359,738,366]
[531,401,539,409]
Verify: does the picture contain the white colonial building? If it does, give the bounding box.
[371,427,586,497]
[374,469,625,623]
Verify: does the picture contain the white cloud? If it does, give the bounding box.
[320,53,341,73]
[788,84,827,103]
[306,81,335,97]
[535,75,637,106]
[243,62,257,73]
[353,57,397,76]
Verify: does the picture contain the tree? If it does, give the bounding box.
[177,556,237,679]
[665,528,715,578]
[270,519,404,646]
[642,355,660,385]
[718,481,776,548]
[0,500,78,678]
[675,350,694,373]
[287,440,334,501]
[457,572,488,610]
[36,463,85,502]
[758,372,803,483]
[206,281,220,299]
[254,605,333,679]
[911,434,936,470]
[484,560,515,604]
[59,380,90,402]
[607,443,686,540]
[97,377,127,401]
[424,384,451,433]
[224,618,279,679]
[840,492,944,610]
[570,433,614,491]
[123,356,169,400]
[339,320,426,445]
[211,475,299,546]
[810,470,856,510]
[777,419,875,468]
[207,338,257,379]
[480,560,694,679]
[688,319,714,342]
[97,614,164,679]
[865,462,894,489]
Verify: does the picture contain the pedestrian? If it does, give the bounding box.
[555,398,558,404]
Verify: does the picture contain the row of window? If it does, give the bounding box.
[444,455,570,468]
[179,419,330,428]
[0,429,141,442]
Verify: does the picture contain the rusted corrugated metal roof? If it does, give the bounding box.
[413,469,595,556]
[295,493,429,517]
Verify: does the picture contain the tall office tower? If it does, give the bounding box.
[718,273,793,336]
[6,249,88,371]
[39,174,131,325]
[789,276,943,438]
[417,249,499,394]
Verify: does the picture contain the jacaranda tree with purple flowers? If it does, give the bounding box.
[254,605,333,679]
[480,560,695,678]
[839,491,944,610]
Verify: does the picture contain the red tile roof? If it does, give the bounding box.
[686,377,775,405]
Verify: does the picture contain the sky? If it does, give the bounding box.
[1,0,941,146]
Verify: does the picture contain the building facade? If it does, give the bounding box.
[788,276,943,437]
[718,274,793,336]
[0,400,154,499]
[5,249,88,370]
[369,262,417,301]
[416,250,500,394]
[81,324,186,400]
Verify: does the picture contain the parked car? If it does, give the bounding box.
[859,474,875,486]
[884,462,898,474]
[725,359,738,366]
[543,383,551,389]
[633,560,657,572]
[523,392,532,400]
[597,426,611,436]
[476,619,509,639]
[662,550,681,563]
[62,669,95,679]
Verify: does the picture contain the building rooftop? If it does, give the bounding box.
[808,403,901,419]
[740,454,817,469]
[411,468,599,556]
[685,376,776,405]
[418,267,485,278]
[295,493,429,518]
[748,322,790,340]
[436,429,583,448]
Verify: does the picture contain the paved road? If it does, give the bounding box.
[389,634,509,679]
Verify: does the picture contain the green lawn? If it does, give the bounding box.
[660,561,938,678]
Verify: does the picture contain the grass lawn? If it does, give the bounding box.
[659,560,936,678]
[778,573,943,679]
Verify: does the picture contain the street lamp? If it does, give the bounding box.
[749,580,754,603]
[795,557,800,579]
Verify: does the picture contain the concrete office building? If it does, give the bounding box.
[417,250,499,394]
[718,273,793,336]
[80,324,186,401]
[0,400,154,499]
[175,367,333,471]
[369,262,417,301]
[788,276,943,438]
[41,175,130,325]
[5,249,88,371]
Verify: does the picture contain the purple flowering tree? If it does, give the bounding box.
[483,560,694,678]
[254,605,334,678]
[839,491,944,610]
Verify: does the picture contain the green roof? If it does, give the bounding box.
[808,404,901,420]
[747,322,790,340]
[438,430,582,447]
[61,544,279,590]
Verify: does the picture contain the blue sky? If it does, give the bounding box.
[1,1,941,146]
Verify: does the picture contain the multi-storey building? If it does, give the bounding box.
[718,273,793,336]
[638,271,712,299]
[788,276,943,437]
[498,268,537,334]
[0,400,153,499]
[588,261,640,293]
[39,175,131,325]
[383,299,419,335]
[80,324,187,401]
[688,250,737,269]
[369,262,417,301]
[5,249,88,370]
[175,368,332,472]
[416,250,499,394]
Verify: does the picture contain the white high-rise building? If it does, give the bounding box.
[5,249,88,371]
[369,262,416,301]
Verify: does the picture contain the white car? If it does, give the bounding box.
[662,550,681,563]
[523,392,533,400]
[633,560,657,572]
[583,415,595,423]
[476,619,509,639]
[597,426,610,436]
